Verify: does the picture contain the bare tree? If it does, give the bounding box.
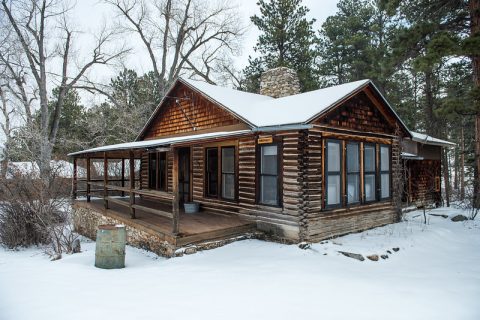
[105,0,244,92]
[0,81,13,178]
[1,0,128,184]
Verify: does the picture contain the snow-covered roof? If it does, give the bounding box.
[410,131,455,147]
[68,130,251,156]
[180,78,371,127]
[401,152,424,160]
[138,77,410,140]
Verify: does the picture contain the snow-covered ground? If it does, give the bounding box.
[0,207,479,320]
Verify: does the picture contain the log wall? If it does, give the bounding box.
[301,127,400,242]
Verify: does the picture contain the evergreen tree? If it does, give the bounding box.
[241,0,319,93]
[317,0,394,92]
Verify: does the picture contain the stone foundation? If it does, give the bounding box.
[72,204,176,257]
[72,203,263,258]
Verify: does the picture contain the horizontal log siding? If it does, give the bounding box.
[140,153,148,190]
[189,134,302,241]
[303,127,399,241]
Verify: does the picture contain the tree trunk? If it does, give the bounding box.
[454,144,459,191]
[424,69,437,136]
[471,0,480,208]
[38,137,53,187]
[443,148,451,207]
[460,124,465,200]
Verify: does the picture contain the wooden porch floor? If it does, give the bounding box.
[75,198,256,247]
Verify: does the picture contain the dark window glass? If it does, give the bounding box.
[206,148,218,197]
[221,147,235,199]
[148,153,157,189]
[158,152,167,191]
[260,145,279,205]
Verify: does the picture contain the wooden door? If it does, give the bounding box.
[178,147,191,204]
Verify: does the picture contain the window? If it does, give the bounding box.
[380,145,390,199]
[206,148,218,197]
[158,152,167,191]
[221,147,235,200]
[364,144,376,202]
[148,153,157,189]
[346,142,360,204]
[323,139,392,210]
[326,140,342,207]
[259,144,279,206]
[148,152,167,191]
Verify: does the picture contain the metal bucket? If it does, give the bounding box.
[95,224,126,269]
[184,202,200,213]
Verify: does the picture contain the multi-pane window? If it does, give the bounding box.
[346,142,360,204]
[260,144,279,206]
[326,140,342,206]
[205,146,236,200]
[364,144,376,202]
[324,140,391,209]
[380,145,390,199]
[148,152,167,191]
[206,148,218,197]
[221,147,235,200]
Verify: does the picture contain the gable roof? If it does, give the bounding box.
[137,77,411,140]
[181,78,376,127]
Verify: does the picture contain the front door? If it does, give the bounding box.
[178,147,191,204]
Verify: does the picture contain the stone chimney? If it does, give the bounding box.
[259,67,301,98]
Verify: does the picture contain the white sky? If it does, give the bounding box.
[0,0,340,146]
[73,0,340,84]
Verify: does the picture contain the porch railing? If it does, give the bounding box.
[71,150,180,235]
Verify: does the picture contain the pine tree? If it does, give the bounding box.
[241,0,318,92]
[317,0,394,92]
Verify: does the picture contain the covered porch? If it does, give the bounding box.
[69,130,256,252]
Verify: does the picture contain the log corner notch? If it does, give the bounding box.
[172,147,180,235]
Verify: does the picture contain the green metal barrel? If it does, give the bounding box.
[95,224,126,269]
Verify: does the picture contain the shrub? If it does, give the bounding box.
[0,164,78,257]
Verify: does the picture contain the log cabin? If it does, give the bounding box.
[69,67,453,257]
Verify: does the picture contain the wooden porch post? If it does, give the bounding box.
[121,158,125,197]
[129,151,136,219]
[72,157,77,200]
[172,148,180,235]
[86,156,91,202]
[104,152,109,209]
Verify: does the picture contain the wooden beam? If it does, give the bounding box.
[103,152,109,209]
[121,158,125,197]
[129,151,136,219]
[72,158,77,200]
[172,147,180,235]
[86,157,91,202]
